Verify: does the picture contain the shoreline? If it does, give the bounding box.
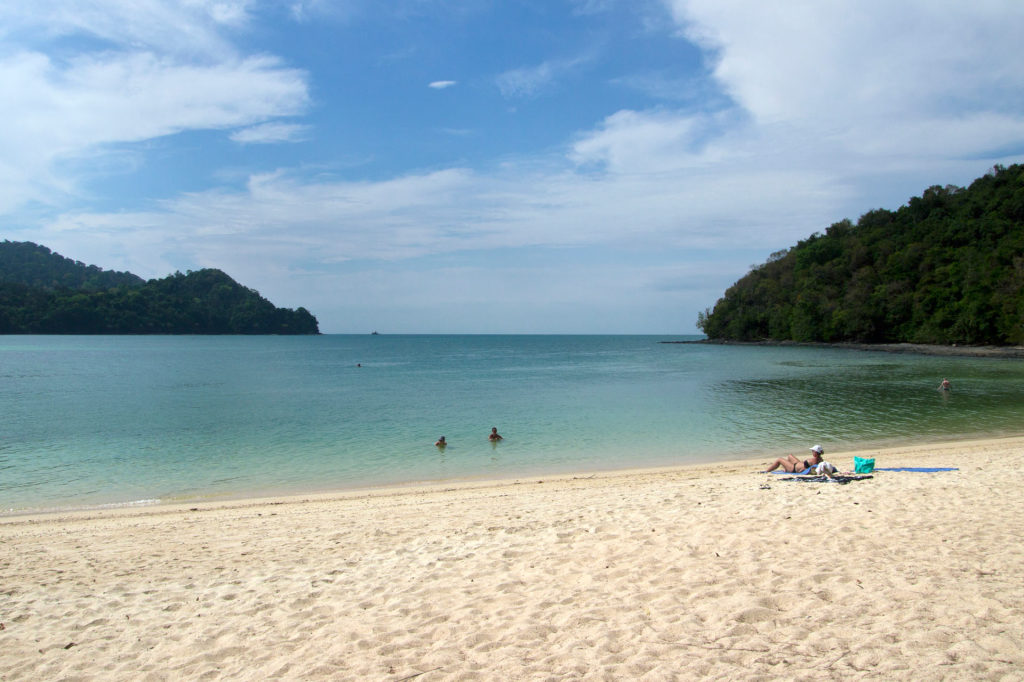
[668,338,1024,358]
[3,435,1022,680]
[2,434,1017,523]
[5,431,1019,521]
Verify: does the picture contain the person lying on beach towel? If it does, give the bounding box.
[768,459,842,477]
[772,459,872,484]
[762,445,824,474]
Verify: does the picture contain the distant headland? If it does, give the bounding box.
[0,241,319,334]
[697,163,1024,348]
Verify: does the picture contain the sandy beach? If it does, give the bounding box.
[3,437,1023,680]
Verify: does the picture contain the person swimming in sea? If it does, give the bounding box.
[488,427,502,442]
[435,436,447,448]
[939,378,951,391]
[763,444,824,474]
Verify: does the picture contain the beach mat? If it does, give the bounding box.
[873,467,959,473]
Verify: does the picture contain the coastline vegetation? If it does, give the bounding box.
[0,241,319,334]
[698,163,1024,345]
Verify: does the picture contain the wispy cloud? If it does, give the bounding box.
[496,55,590,98]
[230,122,310,144]
[568,0,617,15]
[0,1,310,212]
[611,70,727,108]
[36,150,841,281]
[428,80,457,89]
[0,0,253,58]
[288,0,359,23]
[0,51,308,211]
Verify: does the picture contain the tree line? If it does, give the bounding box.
[0,242,319,334]
[698,163,1024,345]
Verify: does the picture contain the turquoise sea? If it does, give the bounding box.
[3,334,1023,515]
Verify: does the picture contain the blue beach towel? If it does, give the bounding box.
[770,467,813,475]
[873,467,958,473]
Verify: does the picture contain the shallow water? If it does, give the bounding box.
[2,335,1022,514]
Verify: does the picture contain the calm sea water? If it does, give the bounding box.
[3,334,1023,514]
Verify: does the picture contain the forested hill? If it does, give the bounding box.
[698,163,1024,345]
[0,241,319,334]
[0,240,145,291]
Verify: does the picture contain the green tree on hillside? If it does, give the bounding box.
[0,242,319,334]
[698,164,1024,345]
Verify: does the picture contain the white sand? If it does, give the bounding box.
[3,437,1023,680]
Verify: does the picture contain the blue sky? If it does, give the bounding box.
[2,1,1024,333]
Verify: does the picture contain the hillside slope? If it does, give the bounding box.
[698,164,1024,345]
[0,241,319,334]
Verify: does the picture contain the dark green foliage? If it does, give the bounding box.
[698,164,1024,345]
[0,241,319,334]
[0,241,144,291]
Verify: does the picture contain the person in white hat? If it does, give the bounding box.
[763,444,824,474]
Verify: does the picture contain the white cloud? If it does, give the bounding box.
[571,109,712,173]
[428,80,457,89]
[0,50,308,211]
[0,0,310,213]
[33,149,839,284]
[231,122,310,144]
[0,0,254,59]
[665,0,1024,130]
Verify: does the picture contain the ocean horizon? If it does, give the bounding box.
[3,334,1023,516]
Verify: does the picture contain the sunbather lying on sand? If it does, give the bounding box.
[763,445,824,473]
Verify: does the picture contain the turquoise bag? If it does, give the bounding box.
[854,457,875,473]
